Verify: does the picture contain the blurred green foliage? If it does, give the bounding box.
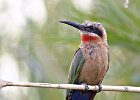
[1,0,140,100]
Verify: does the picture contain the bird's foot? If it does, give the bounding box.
[81,83,89,91]
[96,84,102,93]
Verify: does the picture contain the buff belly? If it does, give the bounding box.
[78,44,108,85]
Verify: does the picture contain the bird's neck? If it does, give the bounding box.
[81,34,98,43]
[80,34,107,47]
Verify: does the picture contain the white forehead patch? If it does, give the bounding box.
[87,22,92,27]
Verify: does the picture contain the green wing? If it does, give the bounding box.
[68,48,85,84]
[66,48,85,99]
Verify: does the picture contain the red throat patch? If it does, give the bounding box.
[81,34,97,42]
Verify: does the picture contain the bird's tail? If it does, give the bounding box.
[87,91,97,100]
[66,90,97,100]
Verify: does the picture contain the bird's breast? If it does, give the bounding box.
[79,43,108,85]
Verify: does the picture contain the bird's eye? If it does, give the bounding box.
[89,26,93,30]
[85,26,93,31]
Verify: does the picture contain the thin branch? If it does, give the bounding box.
[0,80,140,93]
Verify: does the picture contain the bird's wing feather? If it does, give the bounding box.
[68,48,84,84]
[66,48,85,99]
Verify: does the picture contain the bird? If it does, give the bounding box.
[60,20,109,100]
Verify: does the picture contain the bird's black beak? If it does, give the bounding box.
[59,20,84,31]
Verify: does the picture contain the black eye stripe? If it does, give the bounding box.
[85,27,103,37]
[85,26,93,31]
[92,28,103,37]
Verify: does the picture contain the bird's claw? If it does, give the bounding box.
[82,83,89,91]
[96,84,102,93]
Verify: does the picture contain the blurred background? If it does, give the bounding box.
[0,0,140,100]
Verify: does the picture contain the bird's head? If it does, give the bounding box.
[60,20,107,44]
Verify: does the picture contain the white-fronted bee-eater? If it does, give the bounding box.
[60,20,109,100]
